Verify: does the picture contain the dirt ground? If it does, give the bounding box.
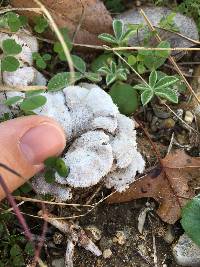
[49,199,182,267]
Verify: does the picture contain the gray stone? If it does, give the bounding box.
[117,7,199,50]
[173,234,200,266]
[52,258,65,267]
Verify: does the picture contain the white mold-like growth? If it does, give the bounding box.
[3,66,35,86]
[36,91,72,138]
[32,175,72,201]
[33,69,47,86]
[31,84,145,199]
[105,150,145,192]
[58,131,113,187]
[110,114,137,169]
[0,30,46,87]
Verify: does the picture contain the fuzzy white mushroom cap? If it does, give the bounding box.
[30,84,145,200]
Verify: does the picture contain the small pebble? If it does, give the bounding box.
[113,231,126,245]
[135,0,141,7]
[52,258,65,267]
[164,225,175,244]
[176,132,187,145]
[162,118,176,129]
[103,248,112,259]
[53,232,64,245]
[184,111,194,124]
[85,225,102,242]
[173,234,200,266]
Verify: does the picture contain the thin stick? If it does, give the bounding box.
[15,196,94,207]
[73,43,200,52]
[33,0,75,84]
[0,174,33,241]
[0,85,46,92]
[140,9,200,105]
[0,7,42,15]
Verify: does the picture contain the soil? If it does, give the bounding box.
[48,199,181,267]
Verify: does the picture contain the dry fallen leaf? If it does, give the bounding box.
[107,150,200,224]
[10,0,113,46]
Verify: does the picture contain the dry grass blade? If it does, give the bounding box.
[15,196,94,207]
[32,0,75,84]
[0,7,42,15]
[0,85,46,92]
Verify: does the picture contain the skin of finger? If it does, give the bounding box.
[0,115,66,200]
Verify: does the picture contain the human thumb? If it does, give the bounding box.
[0,115,66,200]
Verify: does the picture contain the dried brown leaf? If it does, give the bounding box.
[107,150,200,224]
[10,0,113,46]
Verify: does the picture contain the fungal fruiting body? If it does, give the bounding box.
[0,29,145,201]
[31,84,145,200]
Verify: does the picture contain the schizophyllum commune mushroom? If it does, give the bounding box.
[0,29,145,201]
[31,84,145,200]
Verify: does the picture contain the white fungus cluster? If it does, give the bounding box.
[31,84,145,201]
[0,31,145,202]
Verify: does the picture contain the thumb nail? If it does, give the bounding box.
[19,123,66,165]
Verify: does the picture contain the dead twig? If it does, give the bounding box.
[38,210,102,267]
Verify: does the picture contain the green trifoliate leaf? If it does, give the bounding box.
[155,87,178,103]
[4,96,22,106]
[121,28,137,42]
[20,183,32,194]
[181,195,200,246]
[137,63,146,74]
[10,244,22,257]
[48,72,82,91]
[159,12,180,32]
[24,242,34,256]
[72,55,86,73]
[98,33,117,44]
[91,53,113,72]
[149,71,158,88]
[2,39,22,55]
[6,12,21,32]
[155,76,179,90]
[55,158,70,177]
[85,72,102,82]
[117,71,127,81]
[128,55,137,66]
[141,89,154,106]
[155,41,171,58]
[1,56,20,72]
[25,90,45,97]
[20,95,47,111]
[133,84,149,91]
[19,15,28,26]
[110,61,117,73]
[98,66,110,74]
[42,53,51,61]
[106,73,116,85]
[44,156,57,168]
[109,82,138,115]
[143,53,166,71]
[34,16,48,33]
[45,169,56,183]
[113,19,123,40]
